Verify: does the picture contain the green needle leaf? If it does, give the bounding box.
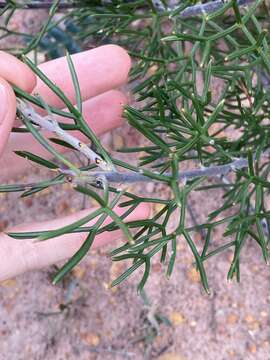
[52,230,96,284]
[15,150,59,170]
[66,50,83,113]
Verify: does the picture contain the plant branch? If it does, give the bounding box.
[0,0,79,9]
[0,0,256,18]
[179,0,255,18]
[0,158,249,192]
[2,0,269,289]
[15,99,250,185]
[17,99,113,171]
[60,158,248,183]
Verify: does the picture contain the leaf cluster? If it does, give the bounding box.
[0,0,270,292]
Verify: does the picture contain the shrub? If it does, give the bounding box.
[1,0,270,293]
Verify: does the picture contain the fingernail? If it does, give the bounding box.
[0,83,8,125]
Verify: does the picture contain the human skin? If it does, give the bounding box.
[0,45,150,281]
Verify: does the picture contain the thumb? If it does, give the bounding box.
[0,78,16,157]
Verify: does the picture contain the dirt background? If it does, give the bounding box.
[1,8,270,360]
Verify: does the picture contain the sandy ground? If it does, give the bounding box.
[1,128,270,360]
[1,8,270,360]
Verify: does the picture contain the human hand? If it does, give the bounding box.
[0,45,150,281]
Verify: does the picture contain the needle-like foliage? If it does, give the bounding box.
[0,0,270,293]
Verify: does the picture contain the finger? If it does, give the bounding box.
[55,89,127,133]
[0,51,37,93]
[0,78,17,157]
[34,45,131,110]
[0,90,127,181]
[0,203,151,281]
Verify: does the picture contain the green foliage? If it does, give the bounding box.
[1,0,270,293]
